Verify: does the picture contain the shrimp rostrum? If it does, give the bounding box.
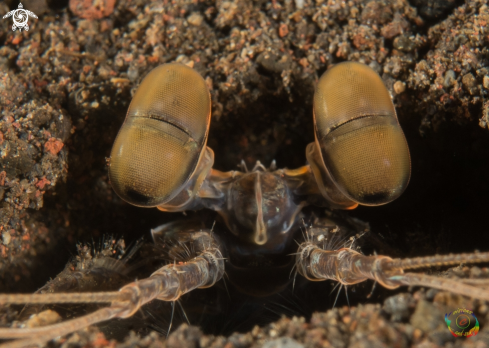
[1,62,489,347]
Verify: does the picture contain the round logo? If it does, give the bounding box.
[445,309,479,337]
[13,9,28,27]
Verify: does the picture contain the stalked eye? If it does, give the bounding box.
[109,63,211,207]
[313,62,411,205]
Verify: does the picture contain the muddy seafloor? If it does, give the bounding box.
[1,0,489,346]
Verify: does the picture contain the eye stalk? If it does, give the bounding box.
[312,62,411,206]
[109,63,211,207]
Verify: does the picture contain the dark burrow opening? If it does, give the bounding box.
[3,74,489,337]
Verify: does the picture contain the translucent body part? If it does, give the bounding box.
[109,63,211,207]
[305,142,357,209]
[157,147,216,212]
[2,227,489,348]
[313,62,411,205]
[295,225,489,297]
[0,231,225,348]
[223,170,304,246]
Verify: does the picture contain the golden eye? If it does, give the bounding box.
[109,63,211,207]
[313,62,411,205]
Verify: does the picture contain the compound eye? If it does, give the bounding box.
[313,62,410,205]
[109,63,211,207]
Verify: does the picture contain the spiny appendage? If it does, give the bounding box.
[0,231,224,348]
[386,251,489,270]
[296,228,489,301]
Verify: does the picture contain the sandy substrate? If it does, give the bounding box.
[1,0,489,346]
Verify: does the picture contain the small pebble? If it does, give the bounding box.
[470,266,482,277]
[69,0,115,19]
[394,81,406,94]
[2,231,11,246]
[263,337,304,348]
[462,73,476,89]
[443,70,456,88]
[483,75,489,89]
[479,304,488,314]
[188,12,204,27]
[25,310,62,328]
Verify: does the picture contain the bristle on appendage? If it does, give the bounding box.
[0,232,224,348]
[295,242,489,300]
